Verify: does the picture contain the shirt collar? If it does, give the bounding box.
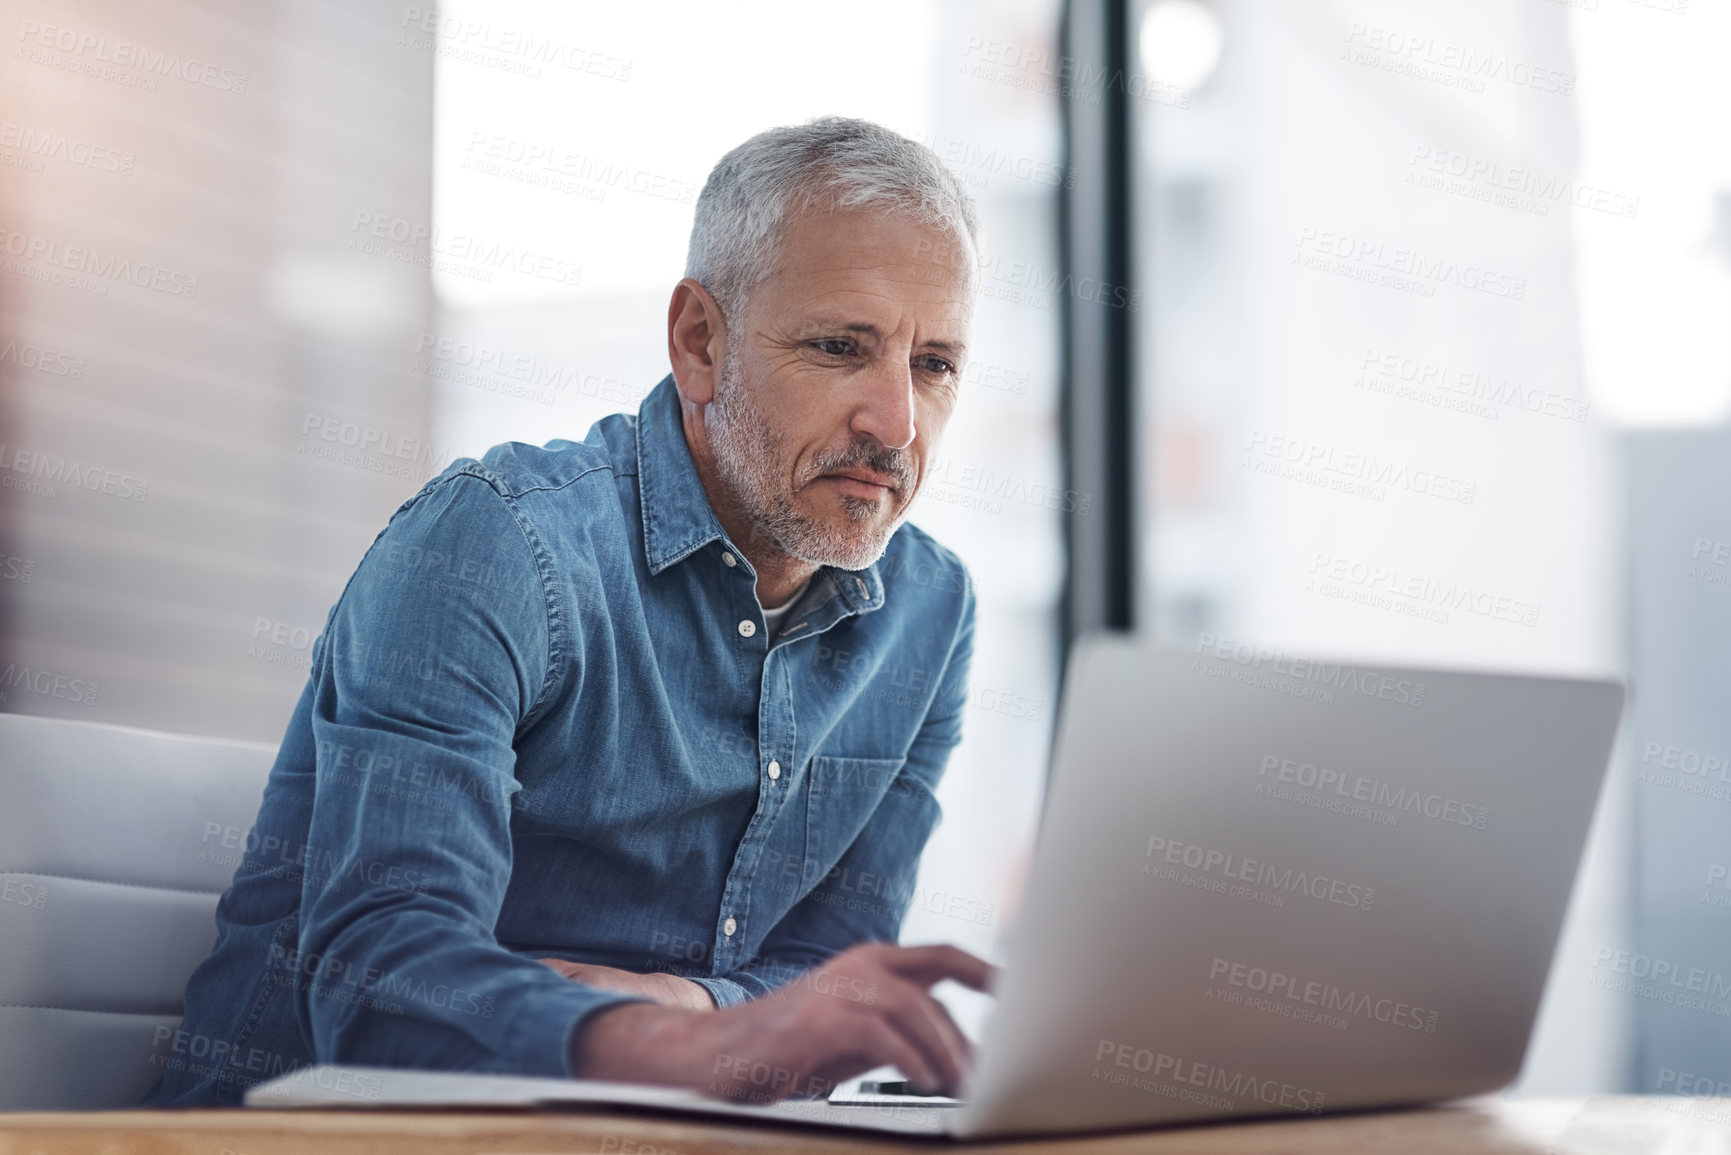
[636,374,726,576]
[633,374,886,615]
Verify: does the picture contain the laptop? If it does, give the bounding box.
[246,634,1625,1139]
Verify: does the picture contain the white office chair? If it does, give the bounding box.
[0,711,274,1110]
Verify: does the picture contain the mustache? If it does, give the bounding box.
[805,440,916,492]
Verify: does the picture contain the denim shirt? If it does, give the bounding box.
[143,374,975,1107]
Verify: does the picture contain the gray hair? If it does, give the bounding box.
[685,116,980,321]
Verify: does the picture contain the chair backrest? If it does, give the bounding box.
[0,711,274,1110]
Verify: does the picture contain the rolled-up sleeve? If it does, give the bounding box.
[290,471,645,1076]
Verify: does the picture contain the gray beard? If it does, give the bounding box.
[706,342,910,571]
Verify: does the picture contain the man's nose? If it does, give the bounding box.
[850,361,917,451]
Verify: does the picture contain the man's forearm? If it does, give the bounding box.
[569,1002,719,1084]
[538,957,717,1011]
[690,959,817,1007]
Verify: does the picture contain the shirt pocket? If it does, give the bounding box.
[802,755,906,884]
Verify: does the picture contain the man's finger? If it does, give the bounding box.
[879,943,995,992]
[851,1015,944,1096]
[535,957,579,978]
[880,987,972,1094]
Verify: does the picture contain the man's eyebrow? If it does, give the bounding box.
[795,321,968,359]
[796,320,883,339]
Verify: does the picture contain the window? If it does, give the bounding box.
[1133,0,1731,1093]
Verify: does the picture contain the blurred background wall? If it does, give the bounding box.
[0,0,435,737]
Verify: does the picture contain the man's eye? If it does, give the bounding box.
[917,356,956,376]
[812,339,853,356]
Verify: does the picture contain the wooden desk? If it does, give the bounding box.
[1,1097,1726,1154]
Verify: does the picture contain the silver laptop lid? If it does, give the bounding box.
[956,635,1623,1138]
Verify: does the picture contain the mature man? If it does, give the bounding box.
[145,117,990,1109]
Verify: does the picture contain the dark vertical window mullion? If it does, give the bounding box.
[1059,0,1138,665]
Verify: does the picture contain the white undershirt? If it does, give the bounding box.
[761,576,813,637]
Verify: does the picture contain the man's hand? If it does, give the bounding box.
[568,942,995,1103]
[536,958,717,1012]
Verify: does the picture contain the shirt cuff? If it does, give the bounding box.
[687,975,751,1009]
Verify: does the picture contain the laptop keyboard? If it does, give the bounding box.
[827,1079,964,1108]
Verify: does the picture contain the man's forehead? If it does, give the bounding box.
[780,206,974,275]
[772,221,971,304]
[743,208,975,341]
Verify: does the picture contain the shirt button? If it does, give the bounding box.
[737,619,756,638]
[723,917,737,937]
[767,760,781,781]
[722,552,737,567]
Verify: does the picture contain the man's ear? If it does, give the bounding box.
[667,277,729,406]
